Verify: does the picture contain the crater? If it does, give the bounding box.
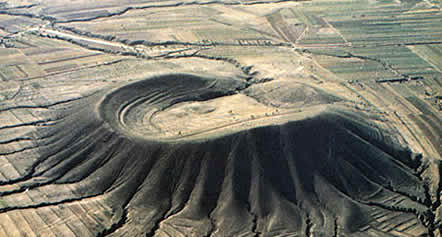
[99,73,248,140]
[99,74,341,140]
[2,73,431,237]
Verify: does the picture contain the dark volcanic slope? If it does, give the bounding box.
[0,74,436,236]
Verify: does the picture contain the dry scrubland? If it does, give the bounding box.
[0,0,441,236]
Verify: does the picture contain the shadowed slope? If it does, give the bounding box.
[0,74,434,236]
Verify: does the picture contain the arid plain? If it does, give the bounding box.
[0,0,441,236]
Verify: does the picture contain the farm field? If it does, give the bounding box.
[0,0,441,236]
